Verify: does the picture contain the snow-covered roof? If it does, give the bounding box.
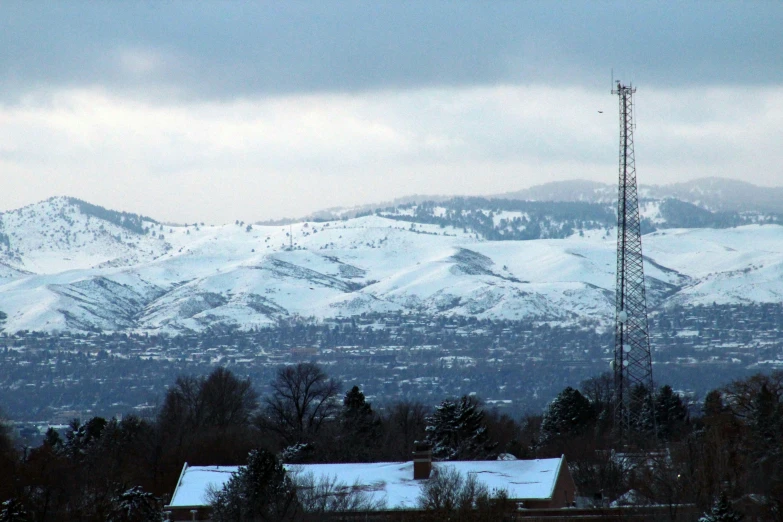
[167,457,565,510]
[168,464,239,507]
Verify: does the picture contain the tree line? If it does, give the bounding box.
[374,196,783,241]
[1,365,782,521]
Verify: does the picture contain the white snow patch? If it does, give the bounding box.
[168,458,566,509]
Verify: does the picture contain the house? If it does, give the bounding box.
[164,450,576,520]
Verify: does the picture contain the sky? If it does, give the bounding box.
[1,1,782,224]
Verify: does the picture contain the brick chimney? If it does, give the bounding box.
[412,441,432,480]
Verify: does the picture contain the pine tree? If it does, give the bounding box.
[63,416,107,459]
[106,487,162,522]
[339,386,381,462]
[280,442,315,464]
[655,385,688,440]
[540,387,595,443]
[747,383,783,512]
[425,396,496,461]
[629,385,656,435]
[750,384,780,449]
[703,390,725,417]
[210,449,300,521]
[343,386,373,419]
[0,499,28,522]
[698,492,743,522]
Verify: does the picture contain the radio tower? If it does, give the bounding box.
[612,81,655,440]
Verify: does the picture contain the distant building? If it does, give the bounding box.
[164,452,576,520]
[50,410,82,425]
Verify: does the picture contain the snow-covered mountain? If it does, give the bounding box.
[1,192,782,334]
[300,178,783,224]
[499,177,783,214]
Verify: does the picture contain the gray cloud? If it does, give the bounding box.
[2,2,782,222]
[3,1,782,103]
[1,85,779,223]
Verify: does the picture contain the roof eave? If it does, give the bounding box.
[544,454,566,501]
[167,461,190,507]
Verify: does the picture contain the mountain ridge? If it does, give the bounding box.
[298,177,783,222]
[1,183,783,335]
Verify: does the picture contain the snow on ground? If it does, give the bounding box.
[2,198,783,333]
[643,225,783,304]
[492,211,528,227]
[640,200,664,224]
[0,197,168,273]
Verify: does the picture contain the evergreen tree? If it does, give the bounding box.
[747,383,783,513]
[0,499,28,522]
[540,387,595,443]
[42,427,63,451]
[64,416,107,459]
[425,396,496,461]
[698,492,743,522]
[0,416,16,502]
[750,383,780,449]
[338,386,381,462]
[106,487,162,522]
[703,390,725,417]
[654,385,688,440]
[629,385,656,435]
[343,385,372,419]
[210,449,300,522]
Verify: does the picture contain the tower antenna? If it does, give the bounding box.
[611,81,656,443]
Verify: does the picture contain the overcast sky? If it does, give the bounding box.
[1,1,782,223]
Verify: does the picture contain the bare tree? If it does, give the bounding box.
[157,368,259,466]
[631,447,691,521]
[260,363,340,447]
[202,367,258,429]
[418,466,511,519]
[159,368,257,433]
[722,370,783,421]
[158,375,206,436]
[580,372,614,411]
[381,400,428,460]
[292,472,386,513]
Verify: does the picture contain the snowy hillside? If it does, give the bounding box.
[0,197,166,274]
[1,197,782,334]
[499,177,783,215]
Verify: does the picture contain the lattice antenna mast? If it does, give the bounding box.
[611,81,655,440]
